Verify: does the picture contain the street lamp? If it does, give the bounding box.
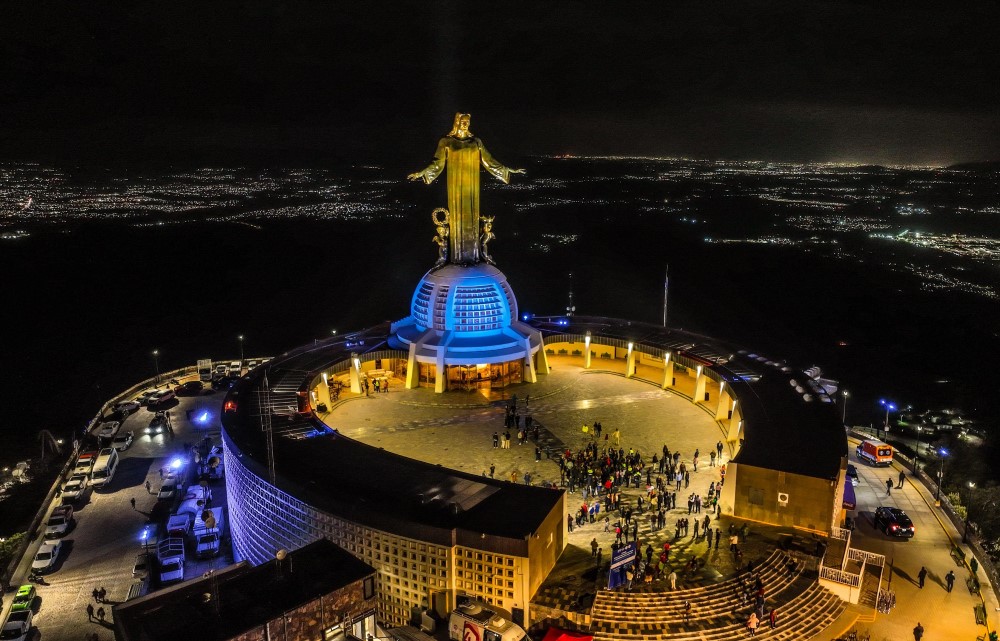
[879,399,896,440]
[935,448,948,503]
[152,349,160,384]
[141,526,151,553]
[964,481,976,543]
[841,390,849,425]
[238,335,245,364]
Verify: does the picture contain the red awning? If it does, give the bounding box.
[541,629,594,641]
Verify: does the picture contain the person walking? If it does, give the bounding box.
[885,478,893,496]
[898,469,906,488]
[669,569,678,590]
[917,566,927,588]
[945,570,955,592]
[92,588,100,602]
[715,528,721,550]
[492,432,499,448]
[591,538,599,557]
[768,607,777,630]
[130,497,136,510]
[98,587,107,602]
[747,612,759,637]
[86,603,94,620]
[96,607,106,622]
[489,463,495,478]
[913,622,924,640]
[145,480,151,493]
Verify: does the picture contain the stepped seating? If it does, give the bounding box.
[589,549,846,640]
[591,550,793,623]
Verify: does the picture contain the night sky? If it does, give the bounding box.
[3,2,999,166]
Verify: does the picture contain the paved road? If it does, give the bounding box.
[1,380,231,641]
[828,439,996,641]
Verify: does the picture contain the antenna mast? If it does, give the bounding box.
[662,265,669,327]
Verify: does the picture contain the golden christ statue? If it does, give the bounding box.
[408,113,524,265]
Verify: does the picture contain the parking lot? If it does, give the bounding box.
[1,376,233,641]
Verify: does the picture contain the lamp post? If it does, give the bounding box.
[935,448,948,504]
[879,399,896,441]
[841,390,849,425]
[238,335,245,364]
[964,481,976,543]
[152,349,160,384]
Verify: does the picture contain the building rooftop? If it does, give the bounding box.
[221,328,564,550]
[113,539,374,641]
[528,316,847,480]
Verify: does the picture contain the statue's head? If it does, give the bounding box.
[448,113,472,139]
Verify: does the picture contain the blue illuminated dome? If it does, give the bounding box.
[409,263,517,334]
[390,263,545,374]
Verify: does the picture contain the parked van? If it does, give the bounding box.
[448,600,527,641]
[91,448,120,488]
[192,507,224,558]
[856,439,893,466]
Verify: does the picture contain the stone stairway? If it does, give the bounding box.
[589,550,845,640]
[857,564,881,608]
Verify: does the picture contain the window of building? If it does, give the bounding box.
[748,487,765,506]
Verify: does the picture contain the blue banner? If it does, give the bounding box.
[607,542,637,589]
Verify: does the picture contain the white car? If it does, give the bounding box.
[98,421,121,439]
[112,430,134,451]
[114,399,141,415]
[45,505,74,538]
[157,477,180,501]
[32,540,62,573]
[62,473,89,501]
[147,389,176,407]
[136,389,160,405]
[159,555,184,584]
[1,609,33,641]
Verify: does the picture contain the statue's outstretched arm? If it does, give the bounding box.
[478,139,525,183]
[408,138,448,183]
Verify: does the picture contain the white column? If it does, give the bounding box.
[584,331,592,369]
[535,332,550,375]
[625,342,635,378]
[662,352,673,389]
[349,353,362,394]
[405,342,420,389]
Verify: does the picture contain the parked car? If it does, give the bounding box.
[133,552,150,579]
[112,430,134,451]
[846,464,859,487]
[31,540,62,573]
[1,609,33,641]
[246,359,260,370]
[61,474,89,502]
[45,505,74,538]
[147,389,176,407]
[10,585,36,612]
[174,380,204,396]
[114,399,141,415]
[73,451,98,476]
[211,376,238,390]
[135,389,160,405]
[146,411,168,435]
[874,506,915,538]
[98,421,121,440]
[158,476,181,501]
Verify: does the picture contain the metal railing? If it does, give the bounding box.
[820,565,861,587]
[830,526,851,542]
[847,547,885,567]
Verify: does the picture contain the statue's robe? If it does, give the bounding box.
[418,136,511,264]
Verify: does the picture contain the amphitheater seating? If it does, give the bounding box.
[589,549,846,640]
